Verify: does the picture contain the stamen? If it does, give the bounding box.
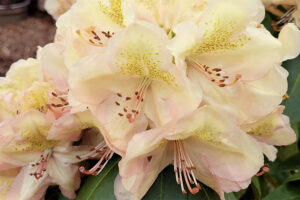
[187,58,241,88]
[78,141,114,176]
[76,26,103,46]
[255,163,270,176]
[29,149,52,179]
[282,94,290,100]
[173,141,201,195]
[271,6,297,32]
[115,78,151,123]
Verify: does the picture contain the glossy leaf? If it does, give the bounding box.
[283,55,300,124]
[77,156,120,200]
[279,153,300,171]
[263,182,300,200]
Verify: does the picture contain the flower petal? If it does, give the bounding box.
[187,65,288,123]
[242,106,296,146]
[118,128,172,199]
[7,165,51,200]
[47,157,80,199]
[47,110,99,142]
[38,43,69,92]
[188,0,280,80]
[278,23,300,61]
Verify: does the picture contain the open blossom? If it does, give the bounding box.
[69,21,202,155]
[55,0,134,67]
[169,1,300,123]
[115,105,296,200]
[0,49,106,199]
[45,0,75,20]
[0,111,91,200]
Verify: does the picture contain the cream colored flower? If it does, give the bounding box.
[55,0,134,67]
[169,0,300,124]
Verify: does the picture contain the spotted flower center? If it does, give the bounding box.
[76,26,115,46]
[173,140,201,194]
[187,57,241,88]
[115,78,151,123]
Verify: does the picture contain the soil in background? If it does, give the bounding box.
[0,12,56,76]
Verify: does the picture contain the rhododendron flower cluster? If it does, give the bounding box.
[1,0,300,200]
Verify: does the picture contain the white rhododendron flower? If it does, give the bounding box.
[0,0,299,199]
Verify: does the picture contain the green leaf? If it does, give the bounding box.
[279,153,300,171]
[144,165,234,200]
[284,172,300,183]
[77,156,120,200]
[263,182,300,200]
[251,176,261,200]
[282,55,300,124]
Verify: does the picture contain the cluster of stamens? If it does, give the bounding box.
[188,58,241,87]
[29,150,52,179]
[78,141,114,176]
[271,6,297,31]
[173,141,201,194]
[76,26,114,46]
[116,78,151,123]
[47,92,71,112]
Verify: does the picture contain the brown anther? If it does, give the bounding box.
[223,76,229,79]
[211,79,215,82]
[212,68,221,72]
[118,113,124,117]
[135,91,138,95]
[76,155,82,160]
[117,93,122,97]
[89,39,95,44]
[132,110,137,113]
[147,156,152,162]
[124,108,128,112]
[115,101,120,106]
[51,92,58,97]
[126,97,131,101]
[219,84,226,87]
[216,73,221,76]
[219,79,225,83]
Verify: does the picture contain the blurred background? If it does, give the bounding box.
[0,0,55,76]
